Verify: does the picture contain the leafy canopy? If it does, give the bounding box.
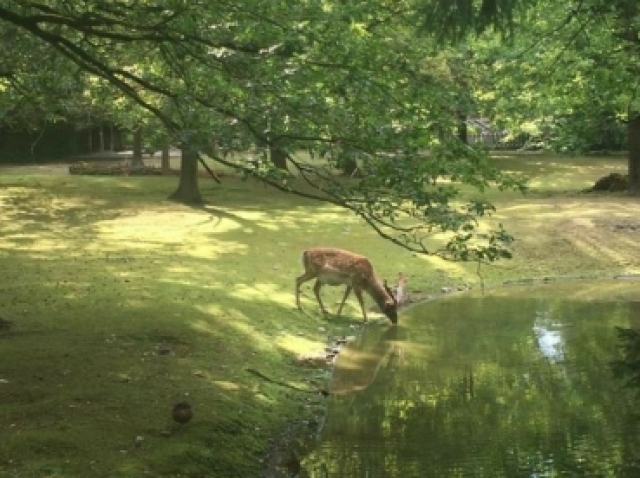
[0,0,526,261]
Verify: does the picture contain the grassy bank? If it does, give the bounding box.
[0,153,639,477]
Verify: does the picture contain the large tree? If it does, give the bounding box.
[419,0,640,194]
[0,0,524,261]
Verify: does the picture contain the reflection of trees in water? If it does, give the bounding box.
[306,298,640,477]
[612,302,640,396]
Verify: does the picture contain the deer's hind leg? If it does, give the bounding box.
[312,280,329,315]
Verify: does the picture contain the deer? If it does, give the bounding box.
[295,248,398,324]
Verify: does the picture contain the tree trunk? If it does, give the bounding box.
[98,124,105,152]
[269,144,288,170]
[457,112,468,144]
[87,127,93,153]
[108,123,114,151]
[132,127,144,167]
[628,113,640,195]
[342,157,359,177]
[169,146,203,204]
[161,146,171,175]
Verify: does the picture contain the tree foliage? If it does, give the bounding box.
[0,0,525,260]
[421,0,640,191]
[418,0,527,42]
[612,326,640,395]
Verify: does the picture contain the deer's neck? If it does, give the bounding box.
[365,276,391,308]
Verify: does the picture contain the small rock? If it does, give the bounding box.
[172,402,193,424]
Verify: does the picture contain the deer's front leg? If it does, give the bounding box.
[353,287,368,322]
[336,286,352,316]
[295,272,315,309]
[312,280,328,315]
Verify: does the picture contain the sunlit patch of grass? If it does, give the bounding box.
[275,335,322,356]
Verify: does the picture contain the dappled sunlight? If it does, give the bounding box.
[568,232,638,271]
[230,282,296,307]
[0,236,76,253]
[207,204,355,232]
[188,311,254,339]
[490,154,628,187]
[275,334,322,356]
[89,209,250,259]
[95,209,238,239]
[223,317,284,348]
[421,253,470,277]
[193,300,299,353]
[499,199,638,222]
[191,303,225,318]
[211,380,242,391]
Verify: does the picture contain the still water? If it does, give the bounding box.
[303,281,640,477]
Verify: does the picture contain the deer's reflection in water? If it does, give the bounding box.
[330,326,405,396]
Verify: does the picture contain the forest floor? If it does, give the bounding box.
[0,153,638,477]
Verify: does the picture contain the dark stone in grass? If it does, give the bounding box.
[584,173,629,192]
[172,401,193,424]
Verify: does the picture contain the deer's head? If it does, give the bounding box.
[382,280,399,324]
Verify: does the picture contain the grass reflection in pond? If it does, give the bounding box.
[303,281,640,478]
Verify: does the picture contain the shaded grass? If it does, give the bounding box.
[0,153,639,476]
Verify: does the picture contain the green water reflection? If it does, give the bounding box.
[303,282,640,477]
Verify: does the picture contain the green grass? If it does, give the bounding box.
[0,153,639,477]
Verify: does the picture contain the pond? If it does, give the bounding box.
[302,281,640,477]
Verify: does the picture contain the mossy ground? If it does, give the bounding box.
[0,153,638,477]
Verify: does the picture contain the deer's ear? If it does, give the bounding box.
[383,280,397,304]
